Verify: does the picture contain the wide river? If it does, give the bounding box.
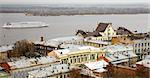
[0,13,150,45]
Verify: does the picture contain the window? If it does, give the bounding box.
[74,59,76,63]
[78,58,80,62]
[62,60,64,64]
[91,54,95,60]
[70,59,72,63]
[60,75,62,78]
[135,49,137,53]
[85,57,87,61]
[145,43,147,46]
[135,44,137,47]
[124,38,126,40]
[138,49,140,53]
[142,43,143,46]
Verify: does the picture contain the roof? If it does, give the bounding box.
[95,23,110,32]
[76,30,87,36]
[53,46,100,56]
[84,60,108,70]
[45,36,84,47]
[28,64,70,78]
[116,27,133,35]
[60,44,83,49]
[0,45,13,52]
[84,39,109,45]
[133,38,150,43]
[6,56,56,70]
[102,44,133,53]
[84,60,108,73]
[86,31,102,37]
[102,44,137,63]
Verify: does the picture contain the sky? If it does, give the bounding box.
[0,0,149,4]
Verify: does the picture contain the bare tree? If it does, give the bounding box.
[13,39,35,56]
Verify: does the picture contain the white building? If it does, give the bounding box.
[133,38,150,60]
[101,44,137,65]
[136,55,150,68]
[76,23,116,41]
[1,56,58,78]
[28,64,71,78]
[48,45,104,66]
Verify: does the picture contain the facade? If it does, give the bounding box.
[48,46,105,66]
[34,38,57,56]
[34,43,57,56]
[97,23,116,38]
[83,38,110,47]
[136,55,150,68]
[111,35,133,45]
[133,38,150,60]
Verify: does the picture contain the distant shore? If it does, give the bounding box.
[24,12,150,16]
[0,4,149,16]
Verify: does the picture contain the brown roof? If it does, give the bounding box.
[76,30,87,36]
[87,31,102,37]
[116,27,133,35]
[95,23,110,32]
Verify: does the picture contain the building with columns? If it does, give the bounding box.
[48,46,104,66]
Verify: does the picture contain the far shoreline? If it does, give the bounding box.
[0,12,150,16]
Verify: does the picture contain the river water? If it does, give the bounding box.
[0,13,150,45]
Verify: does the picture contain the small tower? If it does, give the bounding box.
[40,36,44,42]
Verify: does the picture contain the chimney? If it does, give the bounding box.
[40,36,44,42]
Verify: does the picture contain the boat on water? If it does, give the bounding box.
[2,22,49,29]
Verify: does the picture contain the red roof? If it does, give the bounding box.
[97,56,109,62]
[0,63,10,72]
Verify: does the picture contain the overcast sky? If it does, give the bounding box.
[0,0,149,4]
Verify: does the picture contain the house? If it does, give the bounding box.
[76,22,116,41]
[83,38,110,47]
[136,55,150,77]
[48,46,105,66]
[0,56,58,78]
[116,27,133,35]
[28,64,71,78]
[34,36,84,55]
[80,60,108,77]
[0,45,13,63]
[101,44,137,66]
[133,38,150,60]
[111,35,133,45]
[136,55,150,68]
[34,37,57,56]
